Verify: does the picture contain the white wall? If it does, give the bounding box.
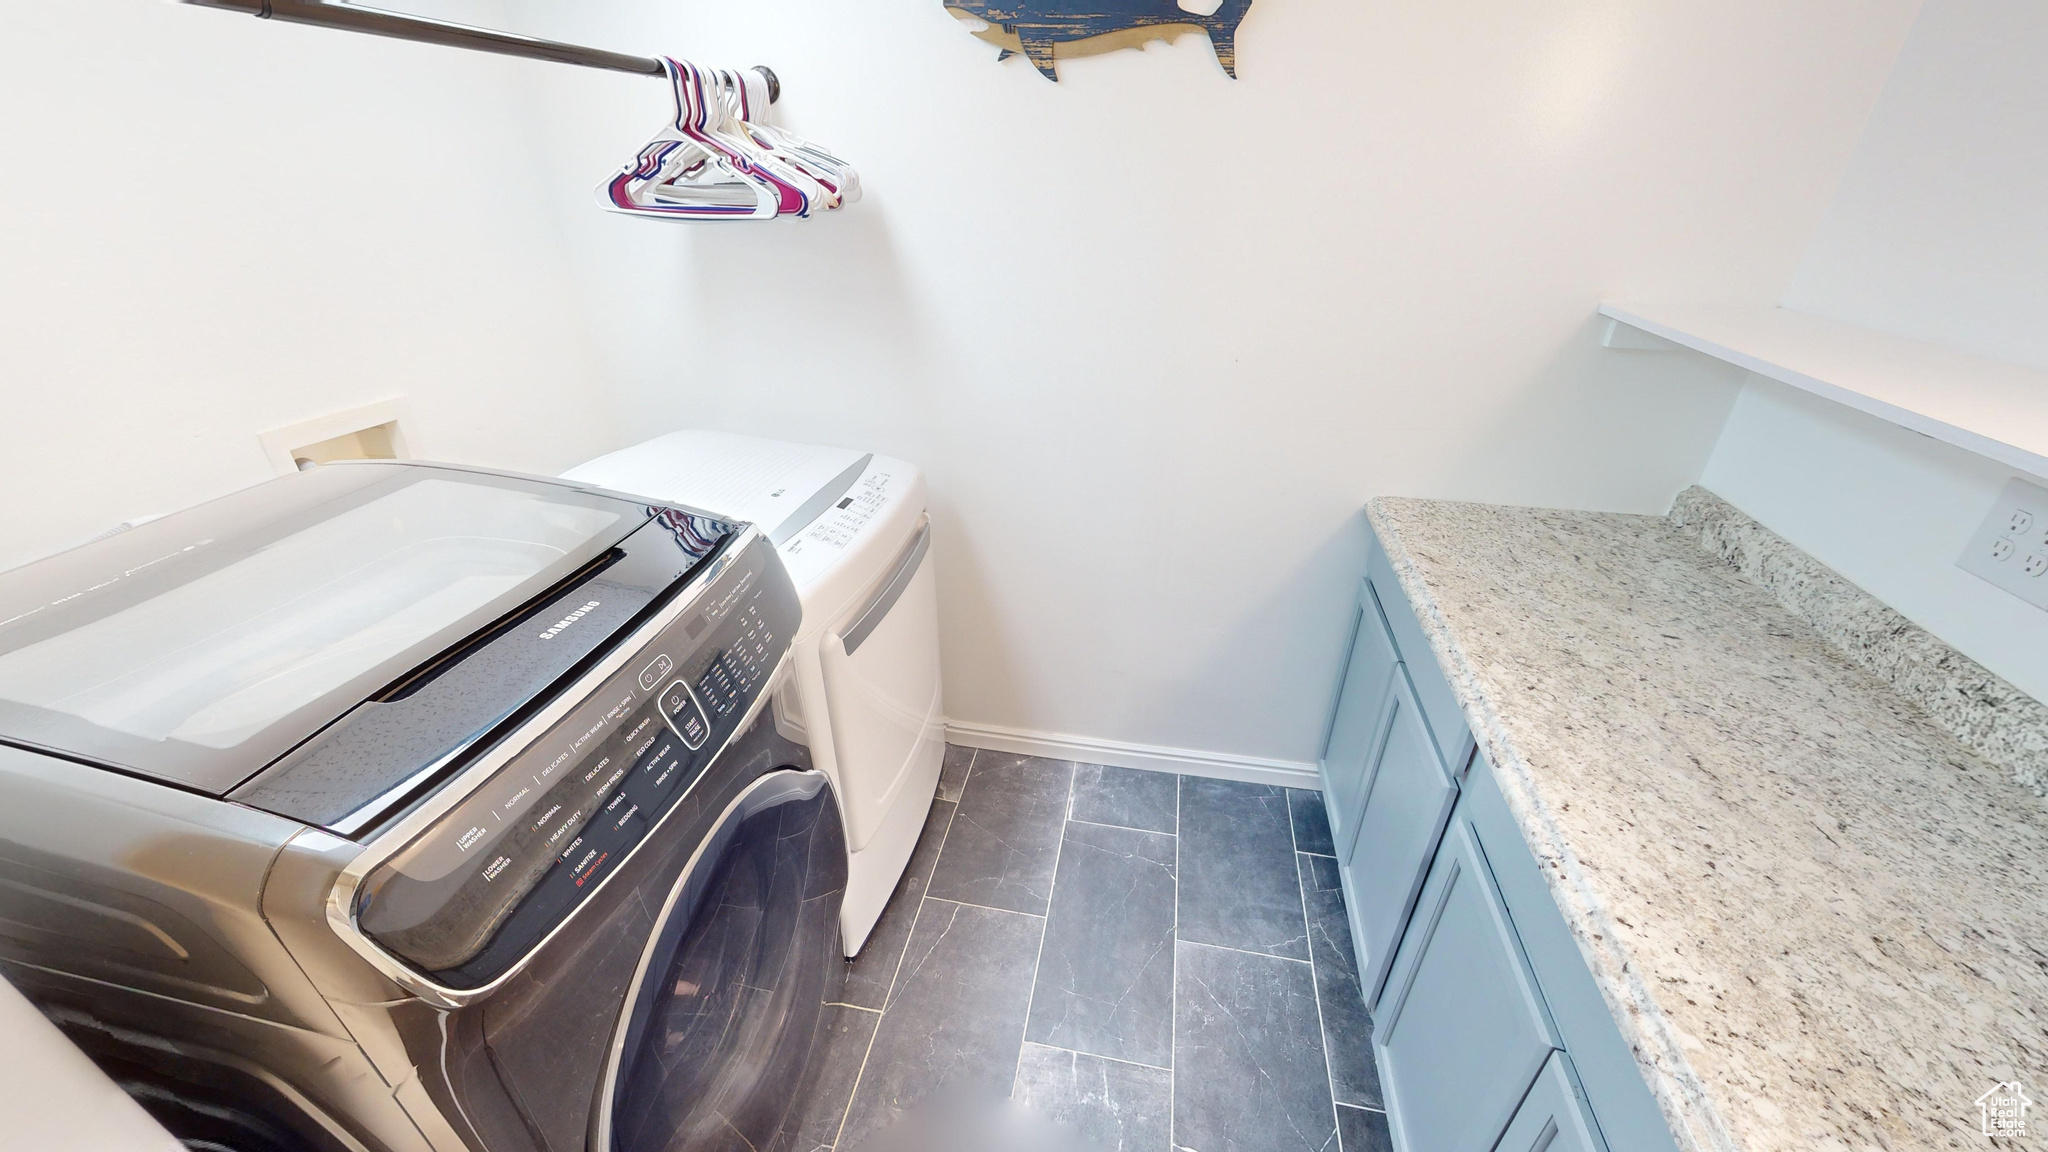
[1698,0,2048,703]
[0,1,618,572]
[0,0,1930,768]
[1783,0,2048,370]
[498,0,1919,766]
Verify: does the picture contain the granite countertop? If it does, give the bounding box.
[1365,491,2047,1152]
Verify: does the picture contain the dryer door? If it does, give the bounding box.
[597,770,848,1152]
[819,520,944,853]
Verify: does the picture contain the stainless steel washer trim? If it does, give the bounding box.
[326,648,788,1008]
[589,768,835,1152]
[321,528,786,1008]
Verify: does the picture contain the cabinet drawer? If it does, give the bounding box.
[1496,1052,1607,1152]
[1342,670,1457,1001]
[1318,580,1402,854]
[1367,531,1476,772]
[1374,817,1558,1152]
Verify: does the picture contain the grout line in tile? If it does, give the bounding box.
[920,895,1047,920]
[877,755,971,1010]
[1334,1104,1389,1116]
[1010,761,1074,1098]
[828,757,982,1150]
[1169,771,1181,1152]
[1173,937,1313,965]
[1295,835,1344,1150]
[1064,815,1178,837]
[1301,850,1336,860]
[830,895,925,1151]
[1020,1040,1173,1074]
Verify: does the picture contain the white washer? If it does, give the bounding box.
[563,431,943,954]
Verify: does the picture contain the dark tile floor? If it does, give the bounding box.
[781,747,1393,1152]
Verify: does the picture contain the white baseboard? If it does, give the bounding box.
[943,720,1321,790]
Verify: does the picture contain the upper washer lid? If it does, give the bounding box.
[0,463,651,795]
[563,430,870,548]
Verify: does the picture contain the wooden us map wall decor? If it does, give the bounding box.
[943,0,1254,80]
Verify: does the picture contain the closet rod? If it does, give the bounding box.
[181,0,780,100]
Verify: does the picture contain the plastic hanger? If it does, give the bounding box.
[713,69,862,208]
[706,66,839,215]
[602,59,787,218]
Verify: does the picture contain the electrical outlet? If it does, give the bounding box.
[1958,478,2048,611]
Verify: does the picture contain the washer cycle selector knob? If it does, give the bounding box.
[660,680,712,750]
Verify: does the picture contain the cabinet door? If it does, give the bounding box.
[1366,531,1477,772]
[1343,670,1458,1001]
[1495,1052,1607,1152]
[1318,580,1400,853]
[1374,819,1558,1152]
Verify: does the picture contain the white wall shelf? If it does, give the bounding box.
[1598,302,2048,480]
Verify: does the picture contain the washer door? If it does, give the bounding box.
[598,770,848,1152]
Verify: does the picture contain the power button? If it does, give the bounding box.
[660,679,711,750]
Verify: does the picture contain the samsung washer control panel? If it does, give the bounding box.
[350,532,798,990]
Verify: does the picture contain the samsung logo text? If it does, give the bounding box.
[540,601,602,640]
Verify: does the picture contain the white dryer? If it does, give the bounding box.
[563,431,944,953]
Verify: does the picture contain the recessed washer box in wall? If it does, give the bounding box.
[257,397,416,474]
[1958,477,2048,611]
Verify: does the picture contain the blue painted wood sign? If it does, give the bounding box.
[944,0,1254,80]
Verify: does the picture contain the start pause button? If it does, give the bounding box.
[660,680,711,749]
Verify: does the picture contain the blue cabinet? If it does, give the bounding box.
[1319,580,1401,858]
[1460,749,1678,1152]
[1325,520,1680,1152]
[1318,576,1462,1003]
[1495,1053,1607,1152]
[1365,535,1475,772]
[1340,670,1458,1001]
[1373,817,1559,1152]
